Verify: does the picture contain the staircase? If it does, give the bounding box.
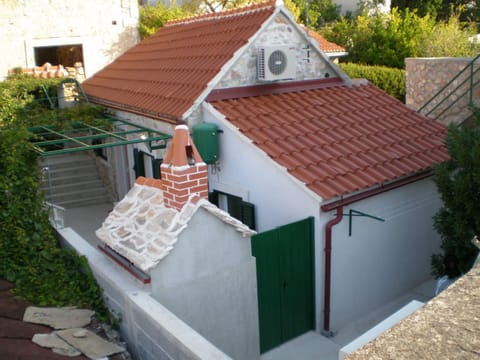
[39,152,113,209]
[418,54,480,124]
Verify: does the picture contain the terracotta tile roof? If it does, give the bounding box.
[301,26,347,54]
[208,81,449,200]
[82,1,276,122]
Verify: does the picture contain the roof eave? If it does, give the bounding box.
[88,96,180,124]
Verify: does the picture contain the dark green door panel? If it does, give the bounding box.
[252,217,315,353]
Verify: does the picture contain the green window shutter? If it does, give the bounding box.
[152,158,162,179]
[133,148,145,178]
[241,201,256,230]
[209,191,219,206]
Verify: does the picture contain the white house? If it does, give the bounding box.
[96,125,259,360]
[0,0,139,80]
[82,0,449,354]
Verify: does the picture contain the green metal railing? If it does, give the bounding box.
[419,54,480,121]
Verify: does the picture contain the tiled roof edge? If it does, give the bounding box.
[165,0,276,27]
[206,78,345,101]
[87,96,180,124]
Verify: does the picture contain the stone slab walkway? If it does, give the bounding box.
[0,278,128,360]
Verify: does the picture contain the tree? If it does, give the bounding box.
[139,3,190,39]
[432,108,480,276]
[392,0,480,22]
[321,8,479,68]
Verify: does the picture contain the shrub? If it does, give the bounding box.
[432,107,480,276]
[339,62,405,101]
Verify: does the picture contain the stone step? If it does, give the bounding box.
[42,163,99,178]
[41,179,105,194]
[38,152,112,208]
[40,173,99,187]
[50,195,112,209]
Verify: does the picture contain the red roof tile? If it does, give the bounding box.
[82,1,276,122]
[209,82,449,200]
[300,26,347,54]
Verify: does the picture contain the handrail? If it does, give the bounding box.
[429,76,480,121]
[418,54,480,120]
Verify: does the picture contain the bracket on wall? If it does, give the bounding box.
[343,209,385,237]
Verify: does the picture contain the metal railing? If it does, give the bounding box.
[44,201,66,229]
[419,54,480,122]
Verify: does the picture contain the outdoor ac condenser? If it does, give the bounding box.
[257,46,296,81]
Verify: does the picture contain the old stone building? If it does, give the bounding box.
[0,0,140,81]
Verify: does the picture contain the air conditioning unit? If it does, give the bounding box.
[257,46,296,81]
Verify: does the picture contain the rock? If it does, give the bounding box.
[32,333,82,357]
[23,306,94,329]
[56,328,125,359]
[73,329,88,338]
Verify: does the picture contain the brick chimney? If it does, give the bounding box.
[161,125,208,211]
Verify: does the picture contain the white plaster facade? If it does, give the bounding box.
[151,207,259,360]
[203,102,442,332]
[0,0,139,80]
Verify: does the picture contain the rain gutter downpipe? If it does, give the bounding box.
[320,169,433,335]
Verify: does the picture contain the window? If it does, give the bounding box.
[209,190,256,230]
[34,44,83,67]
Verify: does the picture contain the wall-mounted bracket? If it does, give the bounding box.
[343,209,385,236]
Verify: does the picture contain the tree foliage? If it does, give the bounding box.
[392,0,480,22]
[432,109,480,276]
[321,8,479,68]
[139,2,190,39]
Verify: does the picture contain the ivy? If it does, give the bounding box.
[0,76,111,322]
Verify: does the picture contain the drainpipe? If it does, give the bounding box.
[322,206,343,336]
[320,169,434,335]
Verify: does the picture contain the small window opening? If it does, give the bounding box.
[186,145,195,165]
[34,44,84,67]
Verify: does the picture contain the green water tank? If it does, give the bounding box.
[192,123,219,164]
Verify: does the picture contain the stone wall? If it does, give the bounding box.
[216,12,338,89]
[406,57,480,125]
[1,0,139,81]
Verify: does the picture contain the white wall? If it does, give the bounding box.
[328,177,442,330]
[151,208,260,360]
[203,103,328,331]
[1,0,139,80]
[57,227,232,360]
[203,103,443,335]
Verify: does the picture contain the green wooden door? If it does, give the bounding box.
[252,217,315,353]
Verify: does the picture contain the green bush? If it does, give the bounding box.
[432,108,480,276]
[339,62,405,101]
[0,76,110,322]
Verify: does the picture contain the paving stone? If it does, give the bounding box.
[33,333,82,357]
[24,306,94,329]
[56,328,125,359]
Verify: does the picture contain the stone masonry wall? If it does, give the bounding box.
[406,57,480,125]
[1,0,139,80]
[216,12,337,89]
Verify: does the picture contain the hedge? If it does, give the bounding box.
[339,62,406,102]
